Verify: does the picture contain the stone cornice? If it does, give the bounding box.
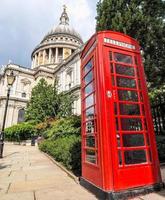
[4,64,33,76]
[0,96,29,103]
[33,66,55,75]
[42,32,83,45]
[31,41,81,58]
[65,84,80,95]
[2,64,56,80]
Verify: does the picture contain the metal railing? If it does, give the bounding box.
[151,96,165,135]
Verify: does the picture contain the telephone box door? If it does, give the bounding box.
[103,46,161,191]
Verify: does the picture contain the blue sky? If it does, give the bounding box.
[0,0,98,68]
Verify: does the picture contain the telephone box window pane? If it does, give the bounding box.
[84,71,93,85]
[123,134,144,147]
[86,107,94,120]
[114,53,133,64]
[85,83,93,96]
[86,150,96,164]
[85,94,94,108]
[118,90,138,102]
[84,60,92,74]
[124,150,146,164]
[119,103,140,115]
[86,136,95,147]
[117,77,136,88]
[121,118,142,131]
[116,64,135,76]
[118,150,122,165]
[86,120,95,134]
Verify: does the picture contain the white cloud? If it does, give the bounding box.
[0,0,98,66]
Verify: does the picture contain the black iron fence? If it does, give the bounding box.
[150,95,165,162]
[151,96,165,135]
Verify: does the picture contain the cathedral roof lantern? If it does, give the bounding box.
[60,5,69,25]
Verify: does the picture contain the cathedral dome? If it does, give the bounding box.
[43,9,82,43]
[31,6,83,69]
[41,6,82,43]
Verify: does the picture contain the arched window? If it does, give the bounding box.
[17,108,25,123]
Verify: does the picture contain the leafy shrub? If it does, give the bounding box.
[39,135,81,175]
[35,118,56,138]
[5,122,37,142]
[149,86,165,105]
[45,115,81,139]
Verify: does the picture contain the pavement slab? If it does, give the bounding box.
[0,143,165,200]
[0,143,97,200]
[0,191,34,200]
[35,188,96,200]
[139,190,165,200]
[0,182,11,194]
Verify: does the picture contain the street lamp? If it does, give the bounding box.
[0,71,15,158]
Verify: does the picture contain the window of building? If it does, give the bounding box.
[66,69,73,90]
[22,92,26,98]
[17,108,25,123]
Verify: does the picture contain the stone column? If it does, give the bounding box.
[34,54,37,68]
[43,50,46,65]
[49,48,52,64]
[33,57,35,68]
[31,57,34,68]
[62,48,64,59]
[55,48,58,63]
[37,52,40,66]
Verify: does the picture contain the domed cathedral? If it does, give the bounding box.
[31,5,83,69]
[0,6,83,129]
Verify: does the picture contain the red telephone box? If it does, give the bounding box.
[80,31,163,199]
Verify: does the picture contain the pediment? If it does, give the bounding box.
[21,78,31,85]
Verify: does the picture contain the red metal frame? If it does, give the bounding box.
[80,31,162,192]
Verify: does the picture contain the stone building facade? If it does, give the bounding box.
[0,6,83,129]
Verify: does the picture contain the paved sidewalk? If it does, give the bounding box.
[0,143,164,200]
[0,143,96,200]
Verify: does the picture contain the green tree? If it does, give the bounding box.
[57,92,75,118]
[96,0,165,89]
[25,78,75,122]
[25,79,57,122]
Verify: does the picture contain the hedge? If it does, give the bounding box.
[44,116,81,139]
[5,121,37,142]
[38,116,82,175]
[39,135,81,176]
